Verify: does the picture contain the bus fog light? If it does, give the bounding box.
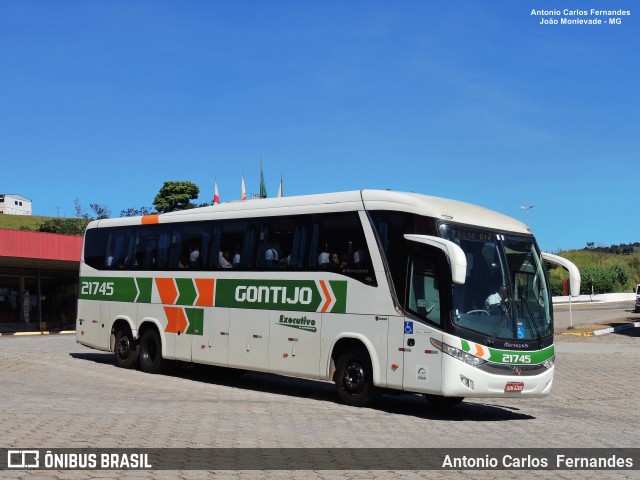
[460,376,474,390]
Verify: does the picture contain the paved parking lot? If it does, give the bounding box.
[1,327,639,479]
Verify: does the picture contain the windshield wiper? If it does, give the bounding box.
[519,297,543,349]
[487,302,509,346]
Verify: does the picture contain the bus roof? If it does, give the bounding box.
[89,190,531,235]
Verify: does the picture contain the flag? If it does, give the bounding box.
[277,174,283,198]
[241,175,247,201]
[213,178,220,205]
[259,159,267,198]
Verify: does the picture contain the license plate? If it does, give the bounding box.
[505,382,524,392]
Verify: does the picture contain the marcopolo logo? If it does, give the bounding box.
[277,314,317,333]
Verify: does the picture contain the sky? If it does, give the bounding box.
[1,1,637,252]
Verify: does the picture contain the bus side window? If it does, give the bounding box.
[289,224,308,269]
[407,256,441,326]
[239,224,258,269]
[310,212,377,285]
[169,229,183,269]
[108,228,135,269]
[217,220,253,270]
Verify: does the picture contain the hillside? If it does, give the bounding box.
[548,246,640,295]
[0,214,56,231]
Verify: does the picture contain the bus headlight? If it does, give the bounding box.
[430,338,488,367]
[542,356,555,370]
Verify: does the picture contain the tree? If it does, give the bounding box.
[74,199,111,220]
[152,181,201,213]
[120,206,153,217]
[90,203,111,220]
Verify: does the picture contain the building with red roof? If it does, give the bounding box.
[0,229,82,332]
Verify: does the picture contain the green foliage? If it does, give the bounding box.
[153,181,201,213]
[38,218,90,236]
[547,248,640,294]
[120,206,153,217]
[549,276,564,296]
[90,203,111,220]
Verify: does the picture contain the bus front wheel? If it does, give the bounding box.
[335,347,378,407]
[138,329,165,374]
[114,329,138,369]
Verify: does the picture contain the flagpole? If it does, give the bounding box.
[259,157,267,199]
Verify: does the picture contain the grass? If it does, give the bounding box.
[549,248,640,292]
[0,214,57,231]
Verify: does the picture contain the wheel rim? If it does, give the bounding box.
[116,335,131,360]
[343,361,365,394]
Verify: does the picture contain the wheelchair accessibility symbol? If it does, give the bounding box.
[404,321,413,335]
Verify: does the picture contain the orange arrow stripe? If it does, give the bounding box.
[164,306,188,333]
[475,344,485,357]
[156,278,178,305]
[319,280,332,313]
[194,278,215,307]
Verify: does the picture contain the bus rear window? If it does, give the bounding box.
[84,229,110,269]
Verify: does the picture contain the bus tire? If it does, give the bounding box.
[114,329,138,369]
[335,347,379,407]
[424,394,464,408]
[138,328,165,374]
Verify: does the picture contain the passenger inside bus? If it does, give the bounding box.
[218,251,233,269]
[265,246,279,268]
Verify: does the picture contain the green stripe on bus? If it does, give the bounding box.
[79,277,145,302]
[79,276,348,314]
[136,278,153,303]
[487,345,555,365]
[176,278,197,306]
[185,308,204,336]
[215,279,347,313]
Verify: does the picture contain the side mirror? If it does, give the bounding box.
[541,252,581,297]
[404,234,467,285]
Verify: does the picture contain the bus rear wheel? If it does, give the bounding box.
[114,329,138,369]
[138,328,165,374]
[335,347,379,407]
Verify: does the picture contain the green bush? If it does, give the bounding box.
[550,276,564,296]
[38,218,89,236]
[579,265,632,294]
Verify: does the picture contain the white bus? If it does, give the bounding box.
[76,190,580,407]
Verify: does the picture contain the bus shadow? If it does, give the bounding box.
[614,327,640,338]
[70,352,534,421]
[70,351,117,365]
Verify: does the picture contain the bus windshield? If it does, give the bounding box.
[440,225,553,343]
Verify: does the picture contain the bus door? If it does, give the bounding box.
[402,255,443,394]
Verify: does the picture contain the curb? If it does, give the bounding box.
[0,330,75,337]
[560,322,640,337]
[593,322,640,336]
